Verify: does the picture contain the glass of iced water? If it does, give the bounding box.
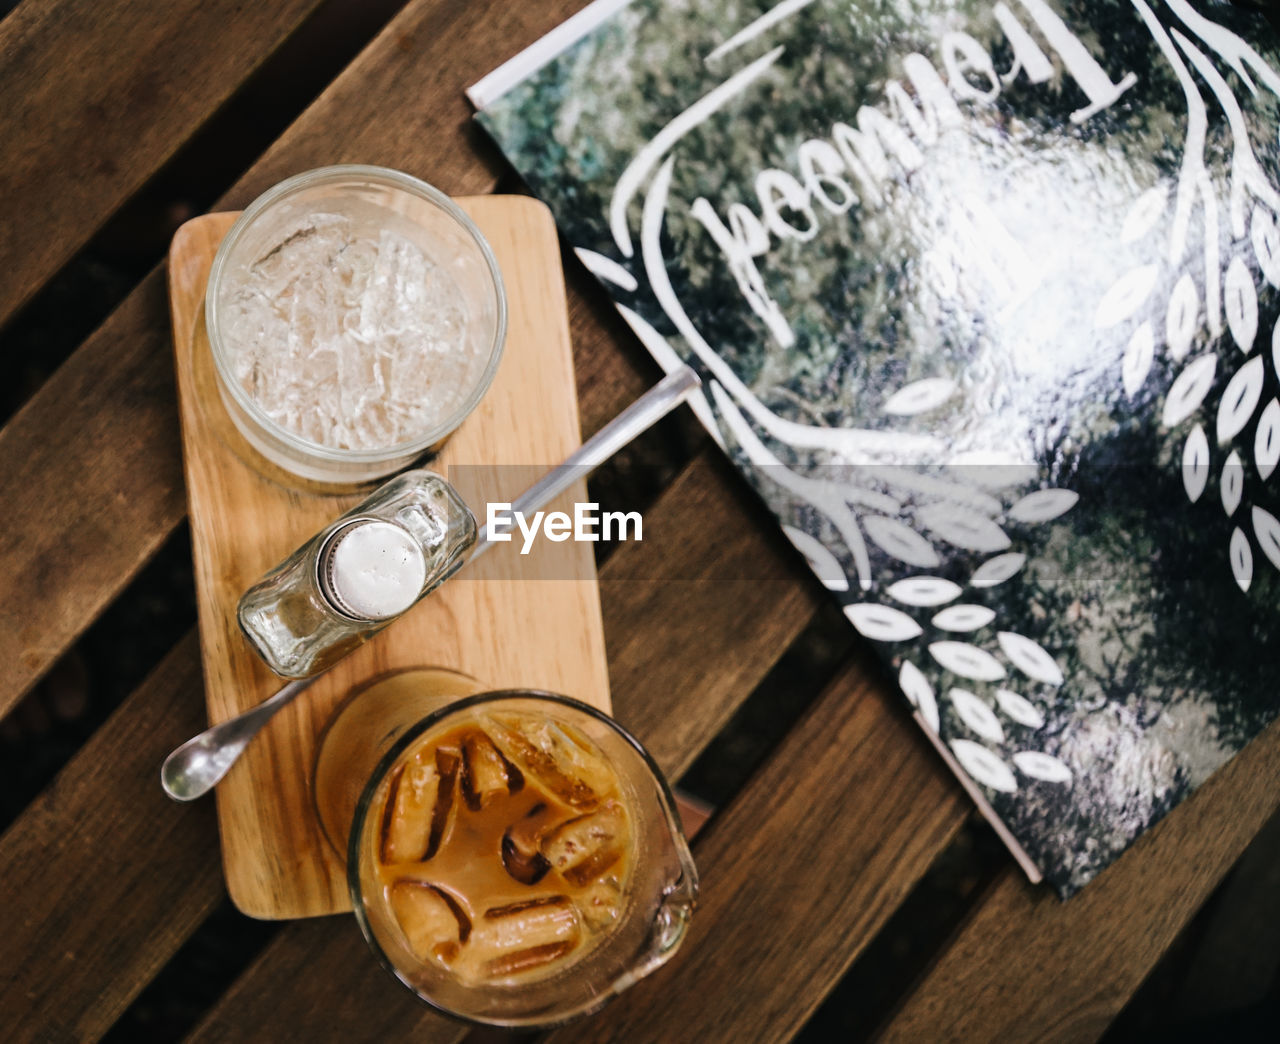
[313,668,699,1027]
[206,166,506,484]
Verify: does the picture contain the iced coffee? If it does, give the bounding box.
[370,711,634,984]
[323,677,697,1026]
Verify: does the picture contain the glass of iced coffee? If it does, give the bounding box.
[313,668,698,1027]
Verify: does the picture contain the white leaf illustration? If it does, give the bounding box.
[844,603,923,642]
[899,660,939,733]
[896,660,926,711]
[782,525,849,592]
[1253,506,1280,572]
[917,503,1011,552]
[1216,356,1265,444]
[1225,256,1259,354]
[1230,527,1253,592]
[574,248,638,292]
[949,688,1004,742]
[932,605,996,632]
[1007,488,1078,523]
[887,576,962,607]
[1095,264,1158,328]
[899,660,927,707]
[1221,450,1244,517]
[1122,186,1167,243]
[1182,424,1210,503]
[863,515,941,568]
[1012,751,1073,783]
[970,552,1026,588]
[997,631,1064,686]
[929,641,1006,681]
[1122,322,1155,400]
[1162,354,1217,428]
[1252,205,1280,288]
[883,378,956,416]
[1256,399,1280,480]
[995,688,1045,728]
[950,740,1018,792]
[1166,272,1199,361]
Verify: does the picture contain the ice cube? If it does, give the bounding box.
[540,801,627,886]
[426,746,462,858]
[483,715,615,809]
[482,941,576,979]
[390,881,468,962]
[379,753,439,864]
[500,802,562,885]
[461,729,518,810]
[467,896,580,980]
[576,874,625,933]
[224,211,473,453]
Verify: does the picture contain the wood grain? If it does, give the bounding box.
[212,0,596,204]
[184,919,458,1044]
[0,0,325,328]
[599,453,825,778]
[169,202,610,919]
[881,715,1280,1044]
[0,635,224,1042]
[1172,807,1280,1016]
[186,452,837,1042]
[0,273,187,718]
[0,0,639,720]
[543,653,968,1044]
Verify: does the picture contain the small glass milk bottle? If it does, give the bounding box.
[238,470,477,678]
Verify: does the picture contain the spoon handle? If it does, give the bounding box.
[473,364,701,553]
[160,678,314,801]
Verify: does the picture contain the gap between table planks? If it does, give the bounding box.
[167,199,610,919]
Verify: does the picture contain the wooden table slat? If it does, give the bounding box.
[0,634,224,1042]
[881,716,1280,1044]
[0,0,327,330]
[0,276,187,718]
[185,920,459,1044]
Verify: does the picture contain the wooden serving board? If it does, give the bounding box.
[167,197,611,920]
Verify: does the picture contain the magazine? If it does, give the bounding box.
[469,0,1280,895]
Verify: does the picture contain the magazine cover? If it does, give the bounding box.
[470,0,1280,895]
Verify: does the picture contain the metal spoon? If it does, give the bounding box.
[161,365,702,801]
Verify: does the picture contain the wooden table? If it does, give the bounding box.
[2,1,1280,1041]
